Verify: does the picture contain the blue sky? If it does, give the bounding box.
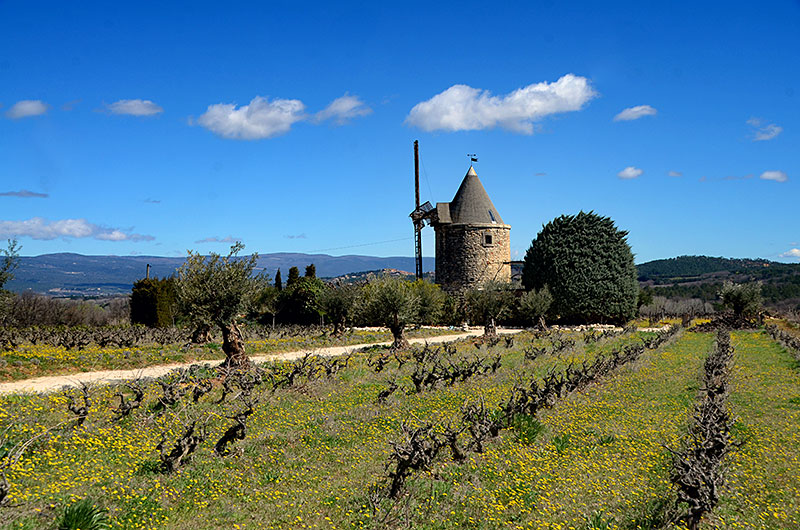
[1,0,798,265]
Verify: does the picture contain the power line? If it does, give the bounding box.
[306,236,413,254]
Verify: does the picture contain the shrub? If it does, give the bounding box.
[510,414,545,445]
[522,211,638,324]
[57,498,111,530]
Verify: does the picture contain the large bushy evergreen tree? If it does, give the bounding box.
[522,211,638,324]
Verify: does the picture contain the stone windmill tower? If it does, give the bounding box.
[431,165,511,293]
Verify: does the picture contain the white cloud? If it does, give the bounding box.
[106,99,163,116]
[618,166,643,179]
[779,248,800,259]
[195,236,242,243]
[314,94,372,124]
[613,105,657,122]
[0,217,154,241]
[96,230,130,241]
[754,124,782,141]
[5,100,49,119]
[747,117,782,141]
[760,170,788,183]
[196,96,306,140]
[668,171,683,177]
[405,74,596,133]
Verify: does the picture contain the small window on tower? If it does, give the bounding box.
[485,233,493,245]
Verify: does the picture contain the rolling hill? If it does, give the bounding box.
[6,253,799,310]
[637,255,800,310]
[6,252,434,297]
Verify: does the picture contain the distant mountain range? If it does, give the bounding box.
[6,253,799,310]
[6,252,434,297]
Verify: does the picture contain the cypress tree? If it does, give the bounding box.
[275,268,283,291]
[305,263,316,278]
[155,277,177,326]
[130,277,177,327]
[522,211,638,324]
[287,266,300,286]
[131,278,159,327]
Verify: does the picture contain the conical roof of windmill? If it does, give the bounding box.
[447,166,505,225]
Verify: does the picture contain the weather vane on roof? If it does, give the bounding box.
[467,153,478,165]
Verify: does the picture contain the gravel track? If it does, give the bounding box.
[0,328,521,395]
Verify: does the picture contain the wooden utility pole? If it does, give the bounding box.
[413,140,423,280]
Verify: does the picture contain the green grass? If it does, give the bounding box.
[708,332,800,529]
[0,326,461,381]
[1,329,797,529]
[415,331,713,529]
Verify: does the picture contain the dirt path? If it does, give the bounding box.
[0,328,521,395]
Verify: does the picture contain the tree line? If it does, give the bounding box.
[2,210,776,367]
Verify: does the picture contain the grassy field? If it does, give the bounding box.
[712,332,800,528]
[0,327,797,529]
[0,327,461,381]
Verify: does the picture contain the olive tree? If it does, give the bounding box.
[412,280,445,325]
[466,280,515,336]
[0,239,20,291]
[362,276,420,349]
[176,243,266,367]
[254,285,281,329]
[0,239,21,323]
[318,283,361,336]
[720,281,762,319]
[518,286,553,328]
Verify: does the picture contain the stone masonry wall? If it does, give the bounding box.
[434,223,511,293]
